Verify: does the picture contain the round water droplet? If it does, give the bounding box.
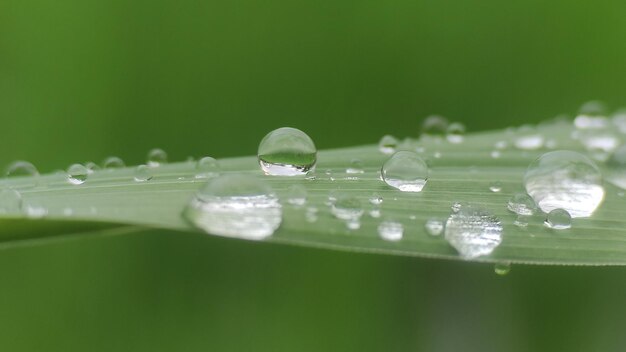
[134,165,153,182]
[102,156,125,169]
[85,162,100,174]
[425,218,444,236]
[489,181,502,193]
[494,140,508,150]
[286,184,307,206]
[258,127,317,176]
[544,208,572,230]
[381,151,428,192]
[378,220,403,241]
[346,159,364,174]
[612,109,626,133]
[490,150,501,159]
[195,156,220,179]
[578,130,620,153]
[305,207,319,223]
[183,174,282,240]
[369,208,381,218]
[147,148,168,167]
[446,122,465,144]
[444,205,502,259]
[524,151,604,218]
[22,199,47,219]
[67,164,88,185]
[369,193,383,205]
[421,115,448,136]
[575,101,608,129]
[0,189,22,214]
[331,196,364,230]
[494,262,511,276]
[507,193,537,215]
[378,135,398,155]
[514,134,544,150]
[6,161,39,178]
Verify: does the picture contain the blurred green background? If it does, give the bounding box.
[1,0,626,350]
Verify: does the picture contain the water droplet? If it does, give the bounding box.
[85,162,100,174]
[195,156,220,179]
[489,181,502,193]
[0,189,22,214]
[346,159,364,174]
[381,151,428,192]
[544,208,572,230]
[494,262,511,276]
[286,185,307,206]
[612,109,626,133]
[22,199,47,219]
[524,151,604,217]
[444,205,502,259]
[446,122,465,144]
[578,130,620,153]
[369,208,381,218]
[103,156,125,169]
[305,207,318,223]
[369,194,383,205]
[66,164,88,185]
[494,140,508,150]
[147,148,168,167]
[378,220,404,241]
[451,201,466,213]
[258,127,317,176]
[513,215,530,228]
[421,115,448,136]
[425,218,444,236]
[490,150,501,159]
[514,134,544,150]
[331,197,364,230]
[6,161,39,178]
[507,193,537,215]
[134,165,153,182]
[378,135,398,155]
[574,101,608,129]
[183,174,282,240]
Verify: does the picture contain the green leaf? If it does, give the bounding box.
[2,120,626,265]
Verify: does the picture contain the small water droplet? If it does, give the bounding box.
[451,201,466,213]
[195,157,220,179]
[446,122,465,144]
[494,141,508,150]
[134,165,153,182]
[425,218,444,236]
[331,197,364,230]
[490,150,501,159]
[381,151,428,192]
[574,101,608,129]
[346,159,364,174]
[286,184,307,206]
[102,156,125,169]
[524,151,604,218]
[305,207,319,223]
[378,220,404,241]
[444,205,502,259]
[369,193,383,205]
[421,115,448,136]
[369,208,381,218]
[0,189,22,214]
[578,130,620,153]
[6,161,39,178]
[544,208,572,230]
[85,162,100,174]
[513,215,530,228]
[258,127,317,176]
[183,174,282,240]
[494,262,511,276]
[378,135,399,154]
[489,181,502,193]
[612,109,626,133]
[507,193,537,215]
[147,148,168,167]
[515,134,544,150]
[22,199,47,219]
[66,164,88,185]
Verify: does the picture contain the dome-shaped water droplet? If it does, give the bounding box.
[346,159,364,174]
[494,262,511,276]
[513,215,530,228]
[489,181,502,193]
[257,127,317,176]
[378,220,403,241]
[421,115,448,136]
[507,193,537,215]
[575,101,608,129]
[524,151,604,218]
[378,135,398,155]
[134,165,153,182]
[369,193,383,205]
[6,161,39,178]
[305,207,319,223]
[66,164,88,185]
[195,156,220,179]
[0,189,22,214]
[183,174,282,240]
[381,151,428,192]
[490,150,501,159]
[444,205,502,259]
[102,156,125,169]
[85,162,100,174]
[147,148,168,167]
[544,208,572,230]
[286,184,307,206]
[514,134,544,150]
[22,199,47,219]
[612,109,626,133]
[425,218,444,236]
[331,196,364,230]
[446,122,465,144]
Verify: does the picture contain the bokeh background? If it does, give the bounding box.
[1,0,626,350]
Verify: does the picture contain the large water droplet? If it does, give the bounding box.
[103,156,125,169]
[67,164,88,185]
[425,218,444,236]
[378,135,398,155]
[6,161,39,178]
[507,193,537,215]
[147,148,168,167]
[183,174,282,240]
[444,205,503,259]
[257,127,317,176]
[524,151,604,218]
[134,165,153,182]
[381,151,428,192]
[544,208,572,230]
[195,157,220,179]
[378,220,403,241]
[421,115,448,136]
[0,189,22,214]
